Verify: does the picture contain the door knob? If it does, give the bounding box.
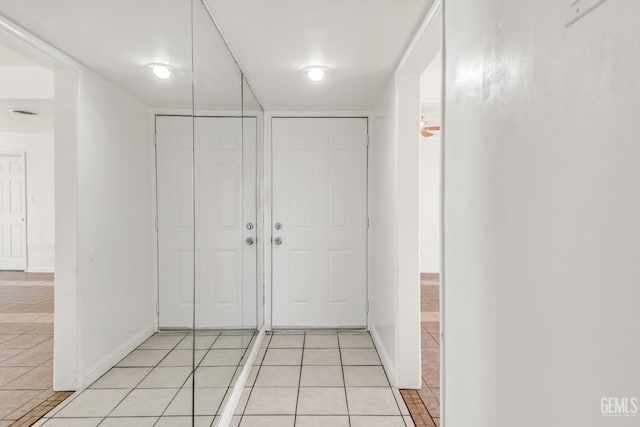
[245,237,255,245]
[273,237,283,245]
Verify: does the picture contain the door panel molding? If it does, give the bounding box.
[0,152,27,271]
[155,115,257,329]
[270,117,368,328]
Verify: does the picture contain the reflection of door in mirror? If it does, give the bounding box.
[156,115,257,330]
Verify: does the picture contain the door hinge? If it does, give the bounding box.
[156,300,159,314]
[366,300,370,313]
[153,129,157,146]
[366,134,370,147]
[366,217,370,230]
[154,216,158,230]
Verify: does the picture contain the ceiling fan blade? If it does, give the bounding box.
[420,129,434,138]
[425,126,441,131]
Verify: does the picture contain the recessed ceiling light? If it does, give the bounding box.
[9,108,38,116]
[305,66,328,82]
[148,63,172,79]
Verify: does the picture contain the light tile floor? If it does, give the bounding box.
[0,272,55,426]
[233,330,415,427]
[1,276,424,427]
[34,330,255,426]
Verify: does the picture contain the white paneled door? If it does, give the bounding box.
[0,153,27,271]
[272,118,368,328]
[156,116,257,329]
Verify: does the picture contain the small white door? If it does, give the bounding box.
[0,153,27,271]
[272,118,368,328]
[156,116,257,329]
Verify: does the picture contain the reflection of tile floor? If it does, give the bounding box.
[34,331,255,426]
[401,273,440,427]
[0,272,55,426]
[233,330,415,427]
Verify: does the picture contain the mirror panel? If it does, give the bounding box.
[0,0,262,421]
[191,0,259,422]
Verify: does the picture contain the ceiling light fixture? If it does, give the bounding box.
[305,66,328,82]
[9,108,38,116]
[148,63,172,79]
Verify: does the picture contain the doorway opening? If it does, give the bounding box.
[416,49,442,425]
[0,37,58,424]
[0,43,55,274]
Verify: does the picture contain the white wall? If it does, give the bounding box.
[368,80,399,384]
[75,69,155,387]
[53,62,78,390]
[0,132,55,272]
[1,16,155,390]
[368,2,441,389]
[0,66,53,99]
[444,0,640,426]
[419,132,440,273]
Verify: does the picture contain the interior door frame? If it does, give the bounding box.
[264,112,371,330]
[152,112,262,330]
[0,151,28,271]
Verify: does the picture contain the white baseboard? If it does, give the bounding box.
[370,325,397,387]
[217,327,265,426]
[80,324,155,388]
[26,266,55,273]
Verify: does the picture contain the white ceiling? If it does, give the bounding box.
[0,0,244,110]
[0,0,434,111]
[206,0,435,110]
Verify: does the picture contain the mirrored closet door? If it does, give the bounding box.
[154,0,263,422]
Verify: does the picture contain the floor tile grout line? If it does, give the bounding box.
[69,330,252,425]
[0,363,44,389]
[209,332,256,422]
[368,338,408,426]
[149,330,245,425]
[239,331,273,423]
[0,345,29,365]
[35,330,396,426]
[1,389,50,423]
[94,331,189,426]
[6,390,73,426]
[292,332,306,423]
[38,387,84,419]
[336,331,352,427]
